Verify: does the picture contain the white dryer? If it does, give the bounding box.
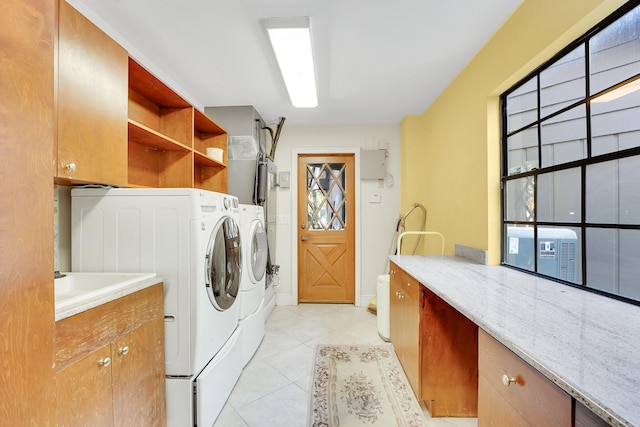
[238,204,268,366]
[71,187,244,427]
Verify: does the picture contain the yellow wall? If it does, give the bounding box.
[401,0,628,264]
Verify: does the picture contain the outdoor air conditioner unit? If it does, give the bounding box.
[507,226,578,282]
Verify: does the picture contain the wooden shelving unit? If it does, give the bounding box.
[193,109,228,191]
[127,58,228,191]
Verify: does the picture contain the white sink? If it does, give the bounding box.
[55,272,158,321]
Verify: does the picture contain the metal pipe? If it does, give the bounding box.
[397,203,427,255]
[385,203,428,275]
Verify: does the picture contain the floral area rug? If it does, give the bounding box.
[309,345,429,427]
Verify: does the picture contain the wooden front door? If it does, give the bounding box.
[298,154,355,303]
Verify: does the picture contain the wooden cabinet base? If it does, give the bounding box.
[420,287,478,417]
[55,284,166,426]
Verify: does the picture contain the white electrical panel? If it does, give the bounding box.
[360,150,385,179]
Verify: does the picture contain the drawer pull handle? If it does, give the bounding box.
[98,357,111,367]
[502,374,517,386]
[118,346,129,356]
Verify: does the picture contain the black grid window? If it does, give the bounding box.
[501,1,640,305]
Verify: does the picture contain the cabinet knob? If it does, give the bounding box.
[406,282,411,287]
[390,270,395,275]
[64,162,77,174]
[98,357,111,367]
[502,374,517,386]
[118,346,129,356]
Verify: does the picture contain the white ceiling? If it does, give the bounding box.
[69,0,523,126]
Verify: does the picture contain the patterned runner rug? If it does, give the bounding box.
[309,345,429,426]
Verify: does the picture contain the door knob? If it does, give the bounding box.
[301,236,309,241]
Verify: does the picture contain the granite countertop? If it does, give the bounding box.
[390,255,640,427]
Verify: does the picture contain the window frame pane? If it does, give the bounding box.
[501,1,640,306]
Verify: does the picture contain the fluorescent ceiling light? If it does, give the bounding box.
[265,17,318,108]
[592,79,640,103]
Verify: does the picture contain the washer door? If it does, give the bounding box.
[205,216,242,311]
[249,221,269,283]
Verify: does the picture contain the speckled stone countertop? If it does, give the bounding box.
[390,255,640,427]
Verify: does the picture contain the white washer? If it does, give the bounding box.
[71,187,243,426]
[238,204,268,365]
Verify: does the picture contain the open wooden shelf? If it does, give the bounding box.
[129,58,190,109]
[193,109,228,158]
[128,120,191,152]
[127,58,227,191]
[194,109,225,134]
[194,150,224,167]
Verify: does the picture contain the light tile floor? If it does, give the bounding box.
[214,304,478,427]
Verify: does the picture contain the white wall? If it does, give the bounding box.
[269,124,401,306]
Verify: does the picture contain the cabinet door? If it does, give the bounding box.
[402,284,420,396]
[57,0,128,186]
[389,271,403,354]
[389,265,420,397]
[112,317,166,426]
[55,344,114,426]
[478,375,529,427]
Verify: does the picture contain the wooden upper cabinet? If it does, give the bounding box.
[56,0,128,186]
[56,2,228,191]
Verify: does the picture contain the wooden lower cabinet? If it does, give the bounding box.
[54,284,166,427]
[389,264,614,426]
[420,287,478,417]
[478,329,571,427]
[390,261,478,415]
[56,343,114,425]
[112,318,166,426]
[389,262,421,396]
